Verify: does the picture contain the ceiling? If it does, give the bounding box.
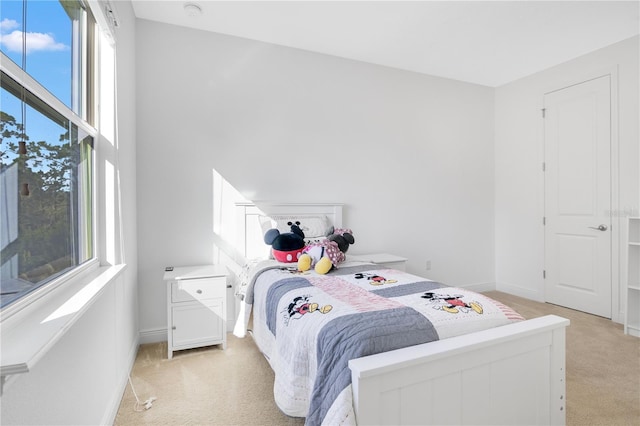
[130,1,640,87]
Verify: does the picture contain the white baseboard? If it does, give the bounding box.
[626,325,640,337]
[139,327,167,344]
[494,282,544,302]
[102,334,140,426]
[466,281,547,304]
[462,282,496,293]
[140,319,235,342]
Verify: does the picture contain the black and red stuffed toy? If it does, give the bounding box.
[263,221,306,263]
[264,223,355,274]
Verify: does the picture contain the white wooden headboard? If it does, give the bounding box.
[235,202,344,259]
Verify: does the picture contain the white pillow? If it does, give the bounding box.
[259,214,331,239]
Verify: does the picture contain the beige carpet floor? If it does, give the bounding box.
[115,291,640,425]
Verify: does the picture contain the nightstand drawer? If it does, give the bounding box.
[171,277,225,303]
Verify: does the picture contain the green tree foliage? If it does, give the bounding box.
[1,110,76,284]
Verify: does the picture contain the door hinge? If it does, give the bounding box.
[543,217,546,225]
[543,270,546,279]
[542,162,546,172]
[542,108,546,118]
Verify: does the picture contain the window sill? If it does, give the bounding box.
[0,264,127,391]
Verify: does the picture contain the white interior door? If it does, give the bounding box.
[544,75,611,318]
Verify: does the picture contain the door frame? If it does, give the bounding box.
[540,66,622,323]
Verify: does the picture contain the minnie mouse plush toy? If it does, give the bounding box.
[298,227,354,274]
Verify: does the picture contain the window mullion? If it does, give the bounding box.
[1,53,97,138]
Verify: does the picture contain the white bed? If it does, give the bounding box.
[234,202,569,426]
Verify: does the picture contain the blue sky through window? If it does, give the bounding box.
[1,0,74,153]
[1,0,72,108]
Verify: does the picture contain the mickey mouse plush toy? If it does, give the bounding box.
[264,221,306,263]
[298,227,355,274]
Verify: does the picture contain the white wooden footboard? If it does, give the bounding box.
[349,315,570,425]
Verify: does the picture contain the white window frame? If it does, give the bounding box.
[0,0,122,391]
[0,54,99,319]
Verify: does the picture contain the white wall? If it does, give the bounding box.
[0,1,139,424]
[135,20,496,337]
[495,36,639,317]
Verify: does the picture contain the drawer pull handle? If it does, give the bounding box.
[196,289,202,294]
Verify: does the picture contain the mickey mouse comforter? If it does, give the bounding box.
[235,260,524,426]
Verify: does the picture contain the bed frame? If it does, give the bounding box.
[235,202,343,258]
[236,202,569,425]
[350,314,568,425]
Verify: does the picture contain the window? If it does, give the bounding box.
[0,0,96,309]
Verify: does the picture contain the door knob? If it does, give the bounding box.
[588,224,608,231]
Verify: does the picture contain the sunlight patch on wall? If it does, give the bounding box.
[212,169,269,265]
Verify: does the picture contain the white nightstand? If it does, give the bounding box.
[350,253,408,271]
[164,265,229,359]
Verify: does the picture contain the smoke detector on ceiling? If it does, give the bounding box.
[184,3,202,17]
